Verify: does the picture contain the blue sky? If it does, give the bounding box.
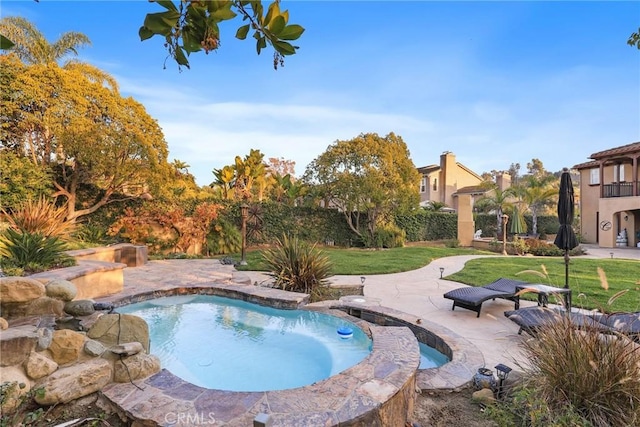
[3,1,639,186]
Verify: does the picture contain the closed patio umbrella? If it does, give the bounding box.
[510,206,527,235]
[554,168,579,289]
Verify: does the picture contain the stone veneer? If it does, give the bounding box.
[97,284,484,426]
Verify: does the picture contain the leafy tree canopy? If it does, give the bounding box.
[1,55,172,222]
[628,27,640,49]
[303,132,420,245]
[140,0,305,69]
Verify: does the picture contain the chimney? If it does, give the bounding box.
[495,172,512,190]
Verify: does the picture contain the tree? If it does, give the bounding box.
[0,151,52,211]
[304,132,420,246]
[514,174,558,236]
[1,57,171,222]
[629,27,640,49]
[508,163,521,185]
[267,157,296,176]
[526,158,549,178]
[475,182,516,237]
[139,0,305,69]
[0,16,90,65]
[211,149,269,201]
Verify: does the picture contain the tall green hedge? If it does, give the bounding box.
[395,211,458,242]
[217,202,359,247]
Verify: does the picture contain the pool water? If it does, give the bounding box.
[117,295,372,391]
[419,342,450,369]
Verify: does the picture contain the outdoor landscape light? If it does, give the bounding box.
[495,363,512,398]
[439,267,445,279]
[360,276,366,284]
[610,252,614,259]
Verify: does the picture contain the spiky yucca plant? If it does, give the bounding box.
[1,197,76,238]
[262,234,332,294]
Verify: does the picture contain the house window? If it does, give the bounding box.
[433,178,438,191]
[589,168,599,185]
[420,176,427,193]
[614,164,625,182]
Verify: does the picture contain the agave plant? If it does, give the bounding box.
[0,228,74,274]
[262,234,332,294]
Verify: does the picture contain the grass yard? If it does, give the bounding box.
[233,245,489,274]
[233,246,639,312]
[447,257,640,313]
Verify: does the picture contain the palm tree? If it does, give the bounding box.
[515,175,558,236]
[0,16,90,65]
[0,17,118,91]
[475,182,516,237]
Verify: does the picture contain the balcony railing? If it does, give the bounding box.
[602,182,635,198]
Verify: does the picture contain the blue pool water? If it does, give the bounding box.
[419,342,450,369]
[117,295,372,392]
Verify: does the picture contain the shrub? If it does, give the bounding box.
[262,234,333,294]
[444,239,460,248]
[0,229,74,274]
[363,223,406,248]
[206,218,242,255]
[489,318,640,426]
[1,197,76,238]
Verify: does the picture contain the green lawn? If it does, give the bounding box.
[446,257,640,313]
[232,247,640,312]
[233,246,489,275]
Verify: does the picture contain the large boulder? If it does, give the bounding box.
[113,352,161,382]
[64,300,96,317]
[24,351,58,380]
[25,296,64,317]
[35,358,112,405]
[45,280,77,302]
[48,329,86,365]
[0,325,38,367]
[87,314,149,352]
[0,366,31,414]
[0,277,45,303]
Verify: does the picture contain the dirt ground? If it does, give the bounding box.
[410,387,498,427]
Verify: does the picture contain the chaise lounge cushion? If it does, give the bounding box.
[484,278,529,294]
[504,306,615,336]
[443,278,526,317]
[443,287,511,318]
[592,312,640,339]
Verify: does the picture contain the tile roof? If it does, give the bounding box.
[417,165,439,174]
[589,142,640,160]
[455,185,488,195]
[573,160,599,170]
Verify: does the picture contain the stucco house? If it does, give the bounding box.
[417,151,510,212]
[417,152,483,211]
[574,141,640,248]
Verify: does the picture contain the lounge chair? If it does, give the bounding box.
[504,307,639,341]
[443,278,528,317]
[591,311,640,341]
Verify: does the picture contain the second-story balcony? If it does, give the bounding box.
[602,182,636,198]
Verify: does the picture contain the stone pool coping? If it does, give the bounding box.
[96,283,483,425]
[307,300,485,391]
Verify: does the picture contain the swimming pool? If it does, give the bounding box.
[117,295,372,391]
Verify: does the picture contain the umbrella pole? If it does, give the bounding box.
[564,250,569,289]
